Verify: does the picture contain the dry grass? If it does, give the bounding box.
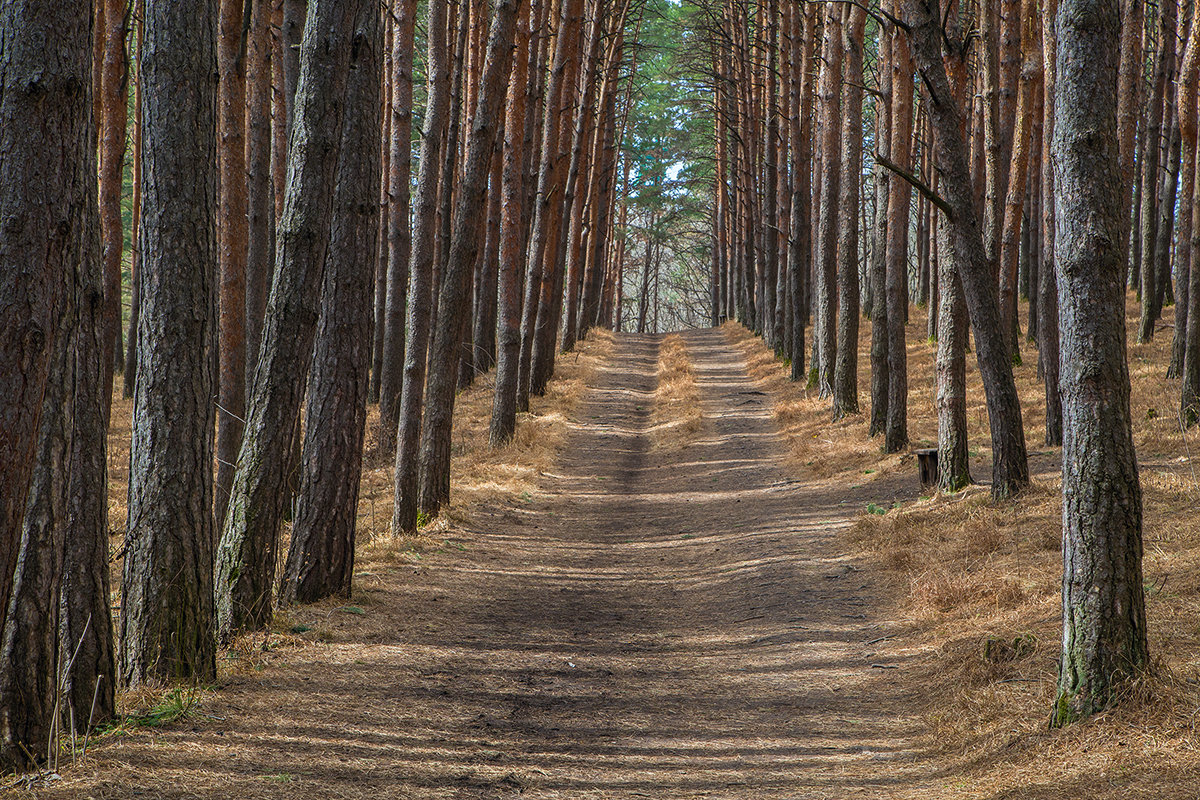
[650,333,703,449]
[732,293,1200,798]
[89,331,616,750]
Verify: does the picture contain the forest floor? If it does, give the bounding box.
[10,299,1200,798]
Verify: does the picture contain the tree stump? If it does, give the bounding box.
[916,448,939,489]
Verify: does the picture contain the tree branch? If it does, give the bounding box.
[874,151,954,218]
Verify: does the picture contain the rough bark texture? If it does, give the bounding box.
[0,0,93,643]
[905,0,1031,499]
[120,0,220,687]
[98,0,129,422]
[814,3,843,400]
[391,0,451,534]
[217,0,363,638]
[936,218,971,492]
[884,13,913,453]
[58,186,116,734]
[1052,0,1148,725]
[1170,17,1199,379]
[280,0,380,605]
[788,1,815,384]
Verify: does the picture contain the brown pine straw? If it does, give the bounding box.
[651,333,703,450]
[725,295,1200,798]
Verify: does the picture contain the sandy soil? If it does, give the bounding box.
[14,329,951,799]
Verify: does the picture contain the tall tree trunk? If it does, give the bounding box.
[417,0,522,519]
[59,181,116,733]
[1041,0,1063,445]
[0,0,93,661]
[1138,0,1175,341]
[869,12,893,433]
[216,0,363,637]
[123,2,143,400]
[904,0,1031,499]
[120,0,219,685]
[1052,0,1149,725]
[789,0,816,383]
[377,0,418,454]
[997,0,1041,362]
[392,0,451,534]
[1117,0,1145,269]
[246,0,274,386]
[489,0,534,446]
[814,2,842,398]
[1170,17,1199,379]
[98,0,129,423]
[885,10,913,453]
[280,0,380,605]
[833,4,864,419]
[215,0,249,531]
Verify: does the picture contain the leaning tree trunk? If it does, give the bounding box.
[391,0,451,534]
[1051,0,1149,725]
[280,0,380,605]
[904,0,1031,499]
[216,0,364,638]
[418,0,522,519]
[120,0,220,686]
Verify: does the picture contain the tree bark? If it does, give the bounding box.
[216,0,363,637]
[215,0,249,531]
[120,0,219,686]
[885,10,913,453]
[1052,0,1149,725]
[376,0,418,454]
[280,0,380,605]
[417,0,523,518]
[98,0,129,423]
[391,0,451,534]
[833,4,864,419]
[1137,0,1175,342]
[904,0,1031,499]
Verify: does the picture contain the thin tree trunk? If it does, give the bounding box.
[814,2,842,399]
[1138,0,1175,341]
[869,11,892,433]
[246,0,274,387]
[1041,0,1063,445]
[98,0,129,422]
[833,4,865,419]
[885,10,913,453]
[392,0,451,534]
[215,0,249,531]
[377,0,417,454]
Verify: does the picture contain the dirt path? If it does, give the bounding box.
[37,329,943,799]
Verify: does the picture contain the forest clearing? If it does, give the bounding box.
[5,0,1200,794]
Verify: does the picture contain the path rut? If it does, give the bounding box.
[38,329,941,800]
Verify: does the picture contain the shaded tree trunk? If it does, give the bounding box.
[392,0,451,534]
[120,0,219,686]
[280,0,380,605]
[1052,0,1149,725]
[216,0,363,637]
[833,4,864,419]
